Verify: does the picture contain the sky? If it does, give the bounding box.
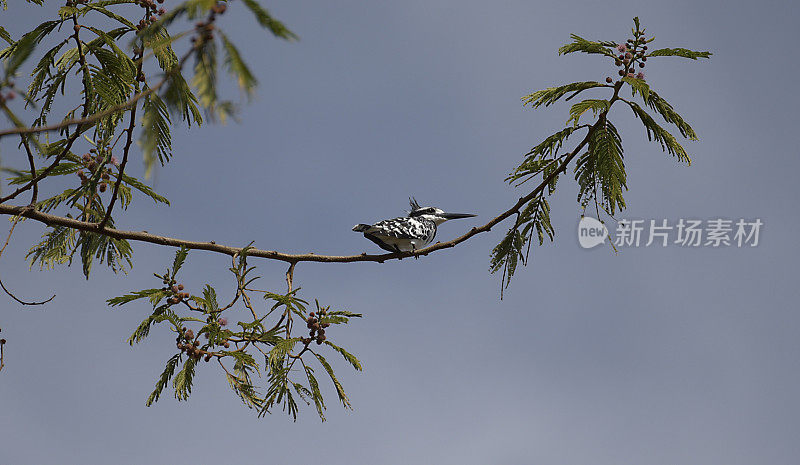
[2,0,800,464]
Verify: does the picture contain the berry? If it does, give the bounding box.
[606,77,613,83]
[639,62,644,68]
[0,339,5,344]
[618,70,625,76]
[99,183,107,193]
[185,329,194,340]
[171,285,179,293]
[223,342,230,349]
[309,312,315,317]
[178,284,184,291]
[204,355,211,362]
[217,317,227,326]
[73,24,81,32]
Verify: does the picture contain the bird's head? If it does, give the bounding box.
[408,197,476,225]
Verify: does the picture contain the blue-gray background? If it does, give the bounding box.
[2,1,799,463]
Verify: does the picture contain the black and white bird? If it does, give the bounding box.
[353,197,476,253]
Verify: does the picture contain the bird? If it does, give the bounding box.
[353,197,476,253]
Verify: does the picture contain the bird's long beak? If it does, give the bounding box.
[441,212,477,220]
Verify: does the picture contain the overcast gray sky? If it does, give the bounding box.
[2,0,800,464]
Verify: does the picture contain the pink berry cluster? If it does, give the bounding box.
[176,326,230,362]
[133,0,167,31]
[165,282,189,305]
[606,28,649,84]
[304,309,330,345]
[0,88,15,104]
[76,149,117,193]
[176,316,231,362]
[191,3,227,46]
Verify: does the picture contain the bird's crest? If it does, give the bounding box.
[409,196,421,213]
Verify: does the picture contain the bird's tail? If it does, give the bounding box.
[352,224,371,232]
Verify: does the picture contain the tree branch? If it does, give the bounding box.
[0,124,591,265]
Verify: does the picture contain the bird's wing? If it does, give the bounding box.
[366,217,418,239]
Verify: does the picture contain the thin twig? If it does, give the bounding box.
[19,135,38,205]
[0,278,56,306]
[0,216,56,305]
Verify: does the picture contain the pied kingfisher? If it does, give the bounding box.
[352,197,476,253]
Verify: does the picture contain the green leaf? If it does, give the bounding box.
[240,0,298,40]
[140,92,173,176]
[621,76,649,100]
[625,100,692,163]
[558,34,616,57]
[192,38,217,110]
[0,26,11,45]
[522,81,606,109]
[219,31,257,97]
[27,224,76,270]
[201,285,219,312]
[323,341,362,371]
[489,194,554,294]
[85,4,136,29]
[647,47,712,60]
[313,352,351,409]
[642,89,697,140]
[4,23,47,76]
[146,354,180,406]
[127,309,178,345]
[566,99,609,126]
[268,337,300,371]
[226,372,263,409]
[173,356,197,401]
[574,120,627,215]
[172,246,189,275]
[107,288,164,307]
[304,365,326,420]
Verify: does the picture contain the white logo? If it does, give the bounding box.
[578,216,608,249]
